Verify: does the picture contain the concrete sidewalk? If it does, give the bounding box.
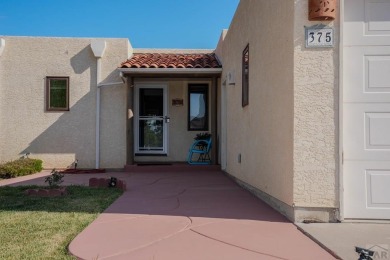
[297,222,390,260]
[67,170,334,260]
[2,169,387,259]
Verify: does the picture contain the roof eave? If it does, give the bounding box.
[118,68,222,75]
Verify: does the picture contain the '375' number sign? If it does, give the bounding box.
[305,27,334,48]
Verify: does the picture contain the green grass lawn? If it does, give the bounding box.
[0,186,123,259]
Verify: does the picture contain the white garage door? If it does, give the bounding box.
[343,0,390,219]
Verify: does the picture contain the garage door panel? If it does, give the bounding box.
[344,0,390,220]
[366,113,390,149]
[367,170,390,207]
[344,46,390,102]
[345,0,390,46]
[344,162,390,219]
[366,1,390,33]
[344,104,390,160]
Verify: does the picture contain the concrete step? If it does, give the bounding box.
[124,163,221,173]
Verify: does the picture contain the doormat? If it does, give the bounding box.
[59,169,106,174]
[137,162,172,166]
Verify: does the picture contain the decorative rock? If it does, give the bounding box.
[50,189,62,196]
[98,178,109,187]
[88,177,127,191]
[25,189,38,196]
[117,180,127,191]
[89,178,99,187]
[25,187,67,197]
[38,189,50,197]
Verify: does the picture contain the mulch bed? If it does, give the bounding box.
[59,169,106,174]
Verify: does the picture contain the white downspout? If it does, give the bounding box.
[96,58,102,169]
[91,40,106,169]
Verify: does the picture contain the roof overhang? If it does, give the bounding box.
[118,68,222,75]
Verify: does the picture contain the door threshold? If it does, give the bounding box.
[135,153,168,156]
[137,162,172,166]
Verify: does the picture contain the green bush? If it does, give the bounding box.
[44,169,64,188]
[0,158,43,179]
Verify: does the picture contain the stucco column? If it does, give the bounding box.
[127,77,134,164]
[211,76,218,164]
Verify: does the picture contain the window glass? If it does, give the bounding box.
[47,77,69,111]
[242,44,249,107]
[188,84,208,131]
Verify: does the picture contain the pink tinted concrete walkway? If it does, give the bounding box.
[63,170,336,260]
[0,169,335,259]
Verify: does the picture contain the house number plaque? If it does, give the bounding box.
[305,26,334,48]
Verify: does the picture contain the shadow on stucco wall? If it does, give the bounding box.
[20,46,126,169]
[70,46,93,74]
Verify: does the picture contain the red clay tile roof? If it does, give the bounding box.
[120,53,221,69]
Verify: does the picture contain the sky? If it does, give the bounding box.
[0,1,240,49]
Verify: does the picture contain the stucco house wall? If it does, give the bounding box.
[218,0,295,212]
[293,0,339,220]
[218,0,339,222]
[0,36,130,169]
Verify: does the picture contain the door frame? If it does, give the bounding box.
[339,0,345,221]
[134,83,169,155]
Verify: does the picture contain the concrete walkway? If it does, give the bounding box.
[1,170,337,259]
[297,222,390,260]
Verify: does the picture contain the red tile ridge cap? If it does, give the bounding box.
[120,52,222,69]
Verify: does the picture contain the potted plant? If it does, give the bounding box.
[194,132,211,141]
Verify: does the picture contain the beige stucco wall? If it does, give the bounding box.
[219,0,295,206]
[0,36,130,169]
[134,79,214,162]
[219,0,339,220]
[293,0,339,208]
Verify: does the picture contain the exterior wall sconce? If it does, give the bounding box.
[0,38,5,57]
[309,0,336,21]
[227,71,235,86]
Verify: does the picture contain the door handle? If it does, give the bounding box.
[164,116,170,123]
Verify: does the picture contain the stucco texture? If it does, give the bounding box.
[219,0,339,214]
[219,0,295,206]
[0,37,130,169]
[293,0,339,208]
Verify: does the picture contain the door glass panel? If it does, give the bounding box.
[140,89,163,117]
[137,87,166,153]
[139,119,164,150]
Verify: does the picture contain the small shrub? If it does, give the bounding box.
[44,169,64,188]
[0,158,43,179]
[194,132,211,140]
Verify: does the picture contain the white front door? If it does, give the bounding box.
[343,0,390,219]
[134,84,168,155]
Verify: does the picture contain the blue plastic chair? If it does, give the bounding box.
[187,138,212,165]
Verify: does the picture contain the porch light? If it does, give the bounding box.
[309,0,336,21]
[227,71,235,86]
[0,38,5,57]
